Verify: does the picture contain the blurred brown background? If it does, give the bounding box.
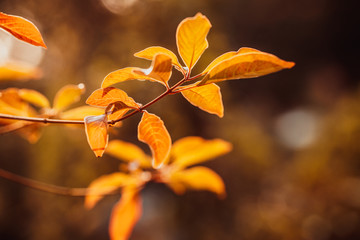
[1,0,360,239]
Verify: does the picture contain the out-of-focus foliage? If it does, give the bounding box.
[0,0,359,240]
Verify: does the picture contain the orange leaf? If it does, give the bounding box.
[133,53,173,88]
[86,87,139,109]
[85,172,138,209]
[17,123,42,143]
[0,12,46,48]
[134,46,183,72]
[0,88,34,117]
[84,114,109,157]
[198,52,295,85]
[18,89,50,108]
[171,136,232,169]
[138,111,171,169]
[60,106,104,120]
[105,101,138,123]
[101,67,163,88]
[106,140,151,168]
[109,188,142,240]
[181,83,223,117]
[169,166,225,198]
[53,84,85,111]
[202,47,262,74]
[176,13,211,72]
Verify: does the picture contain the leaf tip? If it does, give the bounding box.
[286,61,296,68]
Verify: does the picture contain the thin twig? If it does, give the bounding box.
[0,114,84,124]
[0,168,121,197]
[0,73,204,196]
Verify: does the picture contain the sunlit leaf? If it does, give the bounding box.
[202,47,262,74]
[133,53,173,88]
[60,106,104,120]
[138,111,171,169]
[181,83,223,117]
[84,114,108,157]
[106,140,151,168]
[176,12,211,72]
[169,166,225,198]
[0,63,42,81]
[85,172,138,209]
[134,46,183,71]
[105,101,138,123]
[101,67,163,88]
[109,188,142,240]
[86,87,139,109]
[18,89,50,108]
[0,12,46,48]
[53,84,85,111]
[171,136,232,169]
[0,88,33,117]
[198,52,295,85]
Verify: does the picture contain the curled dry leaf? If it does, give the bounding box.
[138,111,171,169]
[109,188,142,240]
[181,83,224,117]
[171,136,232,169]
[53,84,85,111]
[84,114,109,157]
[106,140,151,168]
[198,51,295,85]
[85,172,139,209]
[18,89,50,108]
[168,166,226,198]
[133,53,173,88]
[176,12,211,72]
[0,12,46,48]
[134,46,183,72]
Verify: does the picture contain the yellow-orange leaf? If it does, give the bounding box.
[134,46,183,72]
[0,88,34,117]
[176,13,211,71]
[202,47,262,74]
[0,63,42,81]
[106,140,151,168]
[181,83,223,117]
[138,111,171,169]
[169,166,225,198]
[18,89,50,108]
[86,87,138,109]
[0,12,46,48]
[133,53,172,88]
[60,106,104,120]
[109,188,142,240]
[84,114,108,157]
[53,84,85,111]
[17,123,41,143]
[101,67,161,88]
[171,136,232,169]
[105,101,138,123]
[202,51,238,74]
[199,52,295,85]
[85,173,137,209]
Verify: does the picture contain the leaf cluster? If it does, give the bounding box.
[0,11,294,240]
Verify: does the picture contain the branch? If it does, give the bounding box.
[0,75,195,126]
[0,168,121,197]
[0,114,84,124]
